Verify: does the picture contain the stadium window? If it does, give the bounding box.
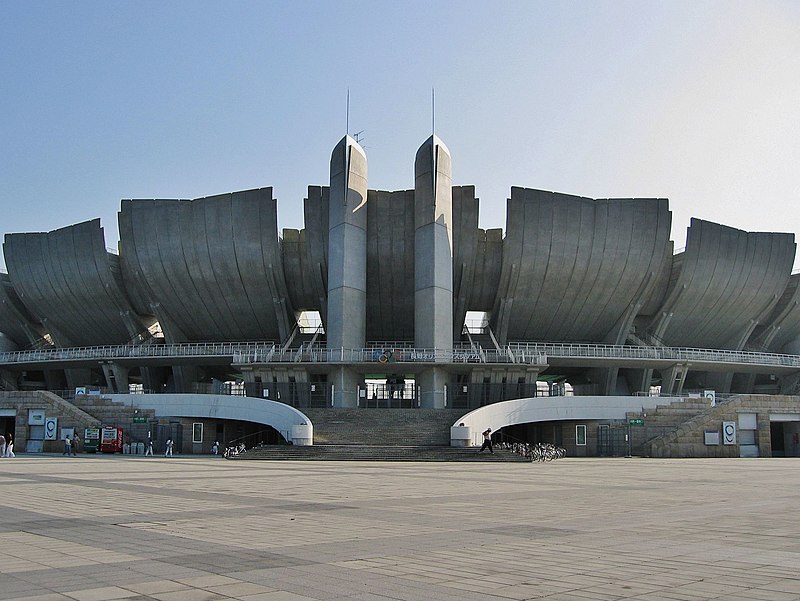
[576,424,587,446]
[193,423,203,443]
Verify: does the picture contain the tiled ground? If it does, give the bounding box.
[0,455,798,600]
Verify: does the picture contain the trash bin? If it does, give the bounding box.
[136,442,144,454]
[123,443,130,454]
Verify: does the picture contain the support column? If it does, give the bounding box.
[101,362,129,394]
[327,135,368,407]
[414,135,453,409]
[661,363,689,395]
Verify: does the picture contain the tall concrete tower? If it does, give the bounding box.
[414,134,453,408]
[327,135,368,407]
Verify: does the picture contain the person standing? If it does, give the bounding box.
[164,438,173,457]
[480,428,494,454]
[5,434,14,457]
[211,441,219,455]
[0,433,5,458]
[72,433,79,456]
[63,435,72,456]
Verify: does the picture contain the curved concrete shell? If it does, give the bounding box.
[3,219,148,347]
[651,219,794,349]
[118,188,293,343]
[0,273,45,350]
[750,274,800,353]
[452,186,502,335]
[282,186,330,322]
[492,188,671,344]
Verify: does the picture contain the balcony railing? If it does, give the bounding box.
[0,341,798,370]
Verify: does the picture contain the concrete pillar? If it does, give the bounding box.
[661,363,689,395]
[101,362,130,393]
[331,366,361,408]
[327,135,368,407]
[415,136,453,408]
[418,368,449,409]
[414,134,453,351]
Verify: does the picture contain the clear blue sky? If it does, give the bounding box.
[1,1,799,268]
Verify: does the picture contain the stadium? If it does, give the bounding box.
[1,134,799,459]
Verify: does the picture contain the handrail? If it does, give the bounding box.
[0,340,799,369]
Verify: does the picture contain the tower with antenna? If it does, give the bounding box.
[414,88,454,408]
[326,90,369,407]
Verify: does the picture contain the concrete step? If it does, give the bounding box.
[229,444,530,462]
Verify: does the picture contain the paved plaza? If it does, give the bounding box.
[0,456,798,601]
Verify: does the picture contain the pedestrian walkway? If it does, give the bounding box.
[0,456,798,600]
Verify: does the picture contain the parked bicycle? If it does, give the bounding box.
[223,442,247,458]
[494,439,567,462]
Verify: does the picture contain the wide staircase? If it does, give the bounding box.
[231,408,529,462]
[625,397,714,455]
[69,395,157,441]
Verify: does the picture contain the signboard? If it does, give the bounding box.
[133,416,147,423]
[722,421,737,445]
[628,419,645,426]
[704,390,716,406]
[44,417,58,440]
[28,409,46,425]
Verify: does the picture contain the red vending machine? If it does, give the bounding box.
[100,427,123,453]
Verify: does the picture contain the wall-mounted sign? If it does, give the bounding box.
[44,417,58,440]
[722,421,737,445]
[704,390,716,406]
[28,409,46,425]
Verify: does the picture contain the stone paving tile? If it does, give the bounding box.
[1,457,799,601]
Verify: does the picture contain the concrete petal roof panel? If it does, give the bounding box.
[493,188,670,343]
[0,273,44,348]
[119,189,290,343]
[657,219,793,349]
[3,220,143,346]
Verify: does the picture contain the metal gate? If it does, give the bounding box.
[597,424,628,457]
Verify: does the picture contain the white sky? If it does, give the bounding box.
[1,0,799,268]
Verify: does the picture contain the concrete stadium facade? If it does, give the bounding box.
[1,134,800,413]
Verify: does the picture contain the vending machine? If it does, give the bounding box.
[83,427,101,453]
[100,427,123,453]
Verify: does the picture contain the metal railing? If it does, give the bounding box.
[0,340,799,370]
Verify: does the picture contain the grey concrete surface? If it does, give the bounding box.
[3,220,146,347]
[492,189,672,347]
[118,188,293,344]
[1,456,798,601]
[652,219,795,350]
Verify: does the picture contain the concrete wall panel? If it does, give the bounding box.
[4,220,146,346]
[119,189,292,343]
[652,219,793,349]
[492,189,670,344]
[0,274,45,347]
[366,189,415,341]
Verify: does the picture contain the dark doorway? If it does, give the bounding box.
[770,422,785,457]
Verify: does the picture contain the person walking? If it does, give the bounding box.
[164,438,173,457]
[211,441,219,455]
[5,434,14,457]
[480,428,494,454]
[144,439,154,456]
[72,433,79,456]
[0,433,5,458]
[63,435,72,456]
